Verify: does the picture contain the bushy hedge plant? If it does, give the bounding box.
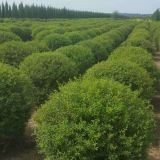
[0,62,34,143]
[24,41,49,53]
[10,26,32,41]
[55,45,95,74]
[79,39,107,62]
[0,31,21,44]
[109,46,159,79]
[35,78,154,160]
[64,31,85,44]
[32,26,46,38]
[78,24,134,63]
[122,28,153,52]
[44,33,71,50]
[0,41,31,66]
[85,60,154,99]
[34,30,53,41]
[0,41,49,67]
[20,52,78,104]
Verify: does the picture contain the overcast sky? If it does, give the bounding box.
[3,0,160,14]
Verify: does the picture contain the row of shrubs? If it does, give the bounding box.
[41,23,120,51]
[0,40,49,66]
[122,22,156,53]
[0,25,33,44]
[0,22,120,67]
[0,19,110,45]
[34,23,114,41]
[20,22,134,104]
[32,19,112,38]
[0,21,134,148]
[34,22,159,159]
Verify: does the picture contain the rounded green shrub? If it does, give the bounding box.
[123,28,153,52]
[0,62,34,143]
[35,78,154,160]
[79,39,107,62]
[20,52,78,104]
[0,31,21,44]
[32,26,46,38]
[34,30,52,41]
[0,41,31,66]
[64,31,85,44]
[10,26,32,41]
[24,41,49,53]
[44,33,71,50]
[0,41,49,67]
[109,46,159,79]
[85,60,154,99]
[55,45,95,74]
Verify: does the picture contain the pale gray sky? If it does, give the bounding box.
[3,0,160,14]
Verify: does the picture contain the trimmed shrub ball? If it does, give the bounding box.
[20,52,78,104]
[0,41,49,67]
[109,46,159,80]
[44,33,71,50]
[79,39,107,62]
[34,78,154,160]
[55,45,95,74]
[122,28,153,52]
[10,26,32,41]
[24,41,49,54]
[0,31,21,44]
[0,62,34,143]
[64,31,85,44]
[85,60,155,99]
[34,30,53,41]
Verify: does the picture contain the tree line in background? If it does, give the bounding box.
[0,2,115,19]
[152,9,160,21]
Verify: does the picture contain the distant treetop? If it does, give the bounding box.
[151,9,160,20]
[0,2,112,19]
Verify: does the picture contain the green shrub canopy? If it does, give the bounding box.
[55,45,95,74]
[0,41,49,67]
[64,31,85,44]
[0,62,34,142]
[85,60,154,99]
[44,33,71,50]
[109,46,159,79]
[35,78,154,160]
[0,31,21,44]
[79,40,107,62]
[20,52,78,104]
[122,28,153,52]
[10,26,32,41]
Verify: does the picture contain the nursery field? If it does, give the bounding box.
[0,18,160,160]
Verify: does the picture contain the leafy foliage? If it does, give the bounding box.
[55,45,95,74]
[20,52,78,104]
[109,46,159,80]
[0,62,34,143]
[44,34,71,51]
[35,78,154,160]
[85,59,155,99]
[0,31,21,44]
[10,26,32,41]
[0,41,49,66]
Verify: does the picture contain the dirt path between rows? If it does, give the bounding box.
[148,52,160,160]
[0,119,43,160]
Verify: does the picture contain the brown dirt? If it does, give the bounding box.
[0,118,43,160]
[148,53,160,160]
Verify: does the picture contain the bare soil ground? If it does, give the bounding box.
[148,53,160,160]
[0,118,43,160]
